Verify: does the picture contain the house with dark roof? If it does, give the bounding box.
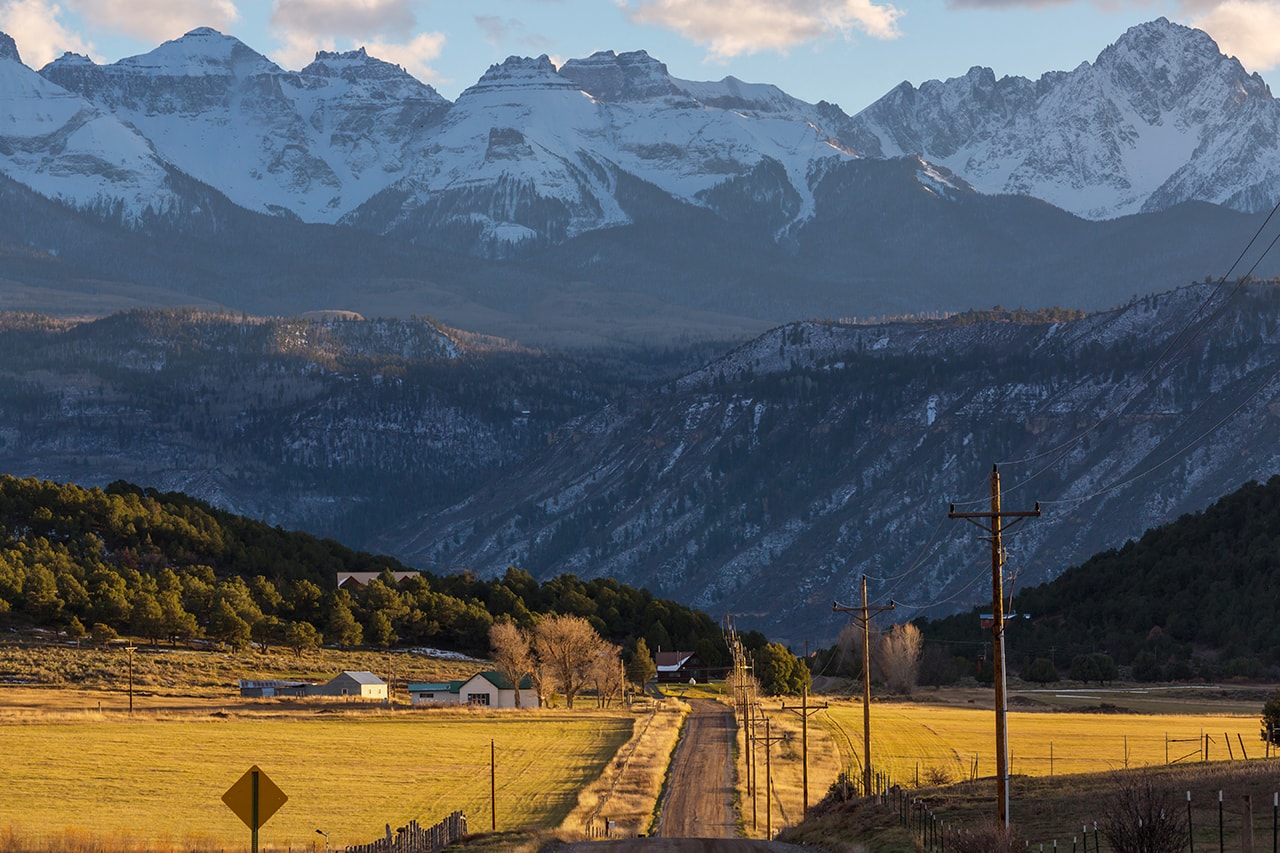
[459,670,539,708]
[654,651,710,684]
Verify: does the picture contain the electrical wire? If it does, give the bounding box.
[997,194,1280,478]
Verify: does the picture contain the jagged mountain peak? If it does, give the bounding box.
[559,49,682,101]
[299,46,449,102]
[461,54,574,96]
[0,31,20,63]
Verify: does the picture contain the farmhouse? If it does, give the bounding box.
[458,671,539,708]
[654,651,710,684]
[407,680,465,705]
[312,671,388,700]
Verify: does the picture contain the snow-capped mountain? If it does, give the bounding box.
[3,19,1279,247]
[845,18,1280,219]
[346,49,854,253]
[40,27,449,222]
[0,32,181,222]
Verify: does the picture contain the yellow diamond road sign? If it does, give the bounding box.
[222,765,288,831]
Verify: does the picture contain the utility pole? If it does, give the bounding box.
[949,464,1040,832]
[126,642,136,714]
[752,709,786,839]
[782,684,828,816]
[833,576,895,796]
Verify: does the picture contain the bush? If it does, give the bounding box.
[1099,773,1188,853]
[948,820,1028,853]
[1026,657,1059,684]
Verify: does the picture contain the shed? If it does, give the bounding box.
[459,671,539,708]
[314,671,388,700]
[407,680,465,706]
[238,679,311,698]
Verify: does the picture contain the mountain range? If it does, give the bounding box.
[4,282,1278,642]
[2,20,1280,342]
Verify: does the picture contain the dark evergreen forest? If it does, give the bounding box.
[0,475,730,666]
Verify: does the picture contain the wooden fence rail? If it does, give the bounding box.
[343,811,467,853]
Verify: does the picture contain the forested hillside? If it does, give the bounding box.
[919,476,1280,681]
[0,475,729,665]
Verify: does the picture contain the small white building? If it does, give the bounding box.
[407,680,465,705]
[458,671,539,709]
[313,671,388,700]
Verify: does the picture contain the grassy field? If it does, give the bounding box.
[818,698,1266,785]
[0,707,634,851]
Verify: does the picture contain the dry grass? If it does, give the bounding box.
[0,640,480,707]
[0,702,633,852]
[731,696,843,841]
[817,698,1265,785]
[558,698,690,839]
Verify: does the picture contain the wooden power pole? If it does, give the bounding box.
[782,685,828,816]
[833,576,894,796]
[949,464,1040,832]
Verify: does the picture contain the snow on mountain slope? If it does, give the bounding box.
[0,32,179,221]
[40,28,449,222]
[846,18,1280,219]
[359,49,858,251]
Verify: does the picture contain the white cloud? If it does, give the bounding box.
[625,0,903,58]
[0,0,96,68]
[69,0,239,42]
[364,31,447,83]
[1189,0,1280,70]
[270,0,415,39]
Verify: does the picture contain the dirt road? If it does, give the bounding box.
[560,698,814,852]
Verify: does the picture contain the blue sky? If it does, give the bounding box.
[1,0,1275,114]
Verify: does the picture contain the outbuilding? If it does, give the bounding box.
[314,670,388,700]
[238,679,311,698]
[407,680,465,705]
[654,651,711,684]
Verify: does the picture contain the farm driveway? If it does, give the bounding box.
[562,698,812,852]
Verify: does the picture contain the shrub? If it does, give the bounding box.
[948,819,1028,853]
[1099,773,1188,853]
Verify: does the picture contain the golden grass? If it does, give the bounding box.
[730,696,844,841]
[818,698,1265,786]
[558,698,690,838]
[0,642,481,704]
[0,707,633,852]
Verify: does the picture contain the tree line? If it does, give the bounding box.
[916,476,1280,683]
[0,475,730,666]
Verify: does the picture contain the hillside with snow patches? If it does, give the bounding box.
[1,17,1279,249]
[379,283,1280,641]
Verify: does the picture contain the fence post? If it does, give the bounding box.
[1244,795,1254,853]
[1189,791,1195,853]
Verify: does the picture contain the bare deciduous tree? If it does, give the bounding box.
[533,614,603,709]
[489,621,533,708]
[589,642,626,708]
[877,622,923,695]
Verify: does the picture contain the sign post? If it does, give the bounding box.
[222,765,288,853]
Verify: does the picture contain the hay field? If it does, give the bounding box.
[0,707,633,851]
[819,699,1264,786]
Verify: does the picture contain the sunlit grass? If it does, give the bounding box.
[0,708,633,852]
[819,699,1263,785]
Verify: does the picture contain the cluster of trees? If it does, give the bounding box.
[920,476,1280,682]
[812,622,923,695]
[0,476,731,663]
[489,616,628,708]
